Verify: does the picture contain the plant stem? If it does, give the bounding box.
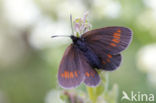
[104,72,109,93]
[86,72,110,103]
[70,14,74,36]
[86,86,97,103]
[76,32,80,37]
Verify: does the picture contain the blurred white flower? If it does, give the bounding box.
[136,0,156,37]
[3,0,40,28]
[0,91,8,103]
[147,74,156,86]
[137,44,156,85]
[136,10,156,38]
[0,31,27,68]
[92,0,121,19]
[137,44,156,73]
[29,17,71,49]
[104,1,121,18]
[144,0,156,18]
[56,0,86,20]
[45,90,65,103]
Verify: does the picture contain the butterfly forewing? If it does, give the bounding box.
[82,26,132,54]
[58,44,84,89]
[58,44,101,88]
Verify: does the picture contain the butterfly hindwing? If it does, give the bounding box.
[58,44,84,89]
[82,26,132,54]
[100,53,122,71]
[83,66,100,86]
[78,52,101,86]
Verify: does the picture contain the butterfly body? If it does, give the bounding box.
[71,35,102,69]
[57,26,132,88]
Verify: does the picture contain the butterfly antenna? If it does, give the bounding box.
[52,15,74,38]
[51,35,71,38]
[70,14,74,36]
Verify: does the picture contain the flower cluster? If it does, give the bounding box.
[73,12,92,36]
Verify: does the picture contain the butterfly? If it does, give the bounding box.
[52,26,132,89]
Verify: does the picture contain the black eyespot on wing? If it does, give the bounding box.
[82,26,132,54]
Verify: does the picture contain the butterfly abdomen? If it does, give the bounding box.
[72,37,102,69]
[83,48,102,69]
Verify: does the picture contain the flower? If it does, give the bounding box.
[73,12,92,36]
[137,44,156,86]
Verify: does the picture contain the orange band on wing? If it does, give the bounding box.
[112,39,120,43]
[85,72,90,77]
[110,43,116,47]
[67,72,69,79]
[75,71,78,77]
[64,71,69,79]
[102,60,106,64]
[114,33,120,36]
[70,72,74,78]
[110,29,121,47]
[113,35,120,39]
[64,71,67,79]
[106,59,110,62]
[117,29,121,33]
[61,73,64,78]
[107,54,112,58]
[62,71,76,79]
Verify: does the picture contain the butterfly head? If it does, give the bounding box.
[70,35,79,43]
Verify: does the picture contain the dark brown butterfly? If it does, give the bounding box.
[52,26,132,89]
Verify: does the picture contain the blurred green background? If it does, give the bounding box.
[0,0,156,103]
